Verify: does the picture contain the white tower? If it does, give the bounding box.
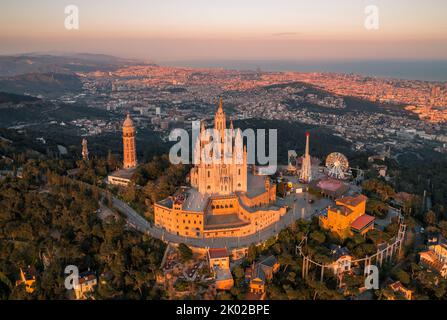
[300,132,312,183]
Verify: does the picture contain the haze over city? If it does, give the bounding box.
[1,0,447,62]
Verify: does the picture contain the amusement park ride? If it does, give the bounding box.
[325,152,350,180]
[284,133,366,187]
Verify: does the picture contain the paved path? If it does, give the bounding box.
[375,207,400,230]
[111,192,333,249]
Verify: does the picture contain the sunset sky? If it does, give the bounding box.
[1,0,446,62]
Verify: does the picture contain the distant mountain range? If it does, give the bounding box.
[0,52,149,77]
[0,53,153,98]
[0,91,40,104]
[0,73,83,98]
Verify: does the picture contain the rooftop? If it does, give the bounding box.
[329,245,351,260]
[245,172,267,198]
[183,188,209,212]
[78,271,97,285]
[205,213,250,230]
[330,205,353,216]
[351,214,375,231]
[390,281,409,292]
[317,178,347,192]
[123,114,134,127]
[337,194,368,207]
[108,168,136,180]
[215,268,233,281]
[208,248,229,260]
[259,255,278,269]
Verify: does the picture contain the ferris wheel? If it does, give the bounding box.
[326,152,350,180]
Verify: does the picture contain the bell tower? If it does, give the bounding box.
[122,114,137,169]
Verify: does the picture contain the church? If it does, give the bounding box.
[190,98,248,195]
[155,99,286,239]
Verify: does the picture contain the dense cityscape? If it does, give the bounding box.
[51,65,447,156]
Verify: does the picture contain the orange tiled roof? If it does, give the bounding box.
[337,194,367,207]
[351,214,375,231]
[208,248,229,259]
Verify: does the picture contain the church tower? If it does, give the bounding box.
[122,114,137,169]
[300,132,312,183]
[214,97,226,141]
[190,99,247,195]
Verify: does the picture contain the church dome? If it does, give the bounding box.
[123,114,134,127]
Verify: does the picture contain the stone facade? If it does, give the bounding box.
[190,98,247,195]
[154,100,286,240]
[122,114,137,169]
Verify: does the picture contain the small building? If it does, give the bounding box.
[207,248,233,290]
[319,194,375,239]
[214,268,234,291]
[384,281,413,300]
[107,168,136,187]
[419,249,447,278]
[16,266,37,293]
[248,256,279,295]
[429,241,447,263]
[313,178,350,199]
[73,270,97,300]
[350,214,376,236]
[329,245,352,275]
[208,248,230,270]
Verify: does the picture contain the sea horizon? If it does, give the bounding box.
[160,59,447,82]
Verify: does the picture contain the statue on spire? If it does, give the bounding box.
[217,97,223,113]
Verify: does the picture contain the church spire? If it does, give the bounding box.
[214,97,226,140]
[218,97,223,113]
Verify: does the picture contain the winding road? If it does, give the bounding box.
[110,193,332,249]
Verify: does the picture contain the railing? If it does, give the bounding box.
[296,210,406,284]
